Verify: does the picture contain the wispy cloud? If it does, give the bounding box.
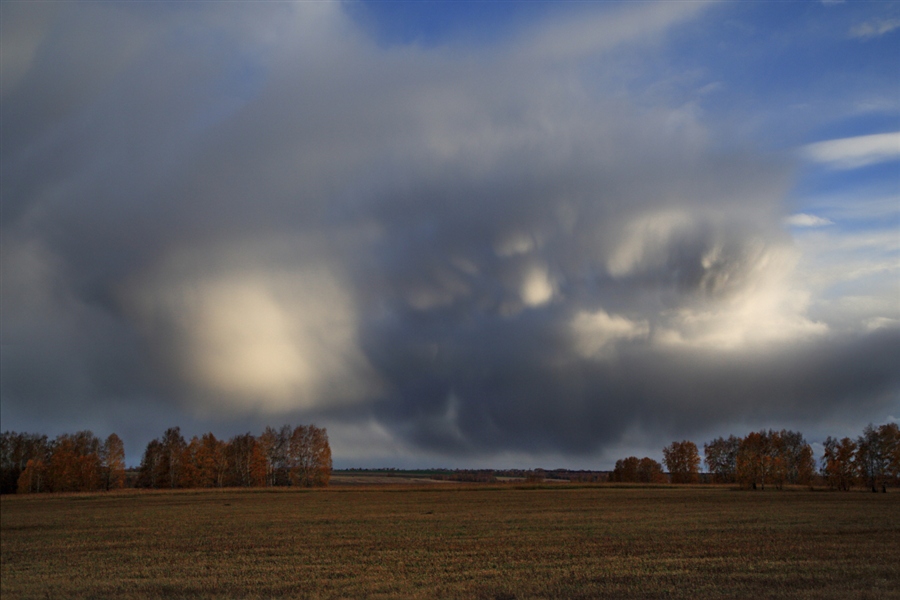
[785,214,835,228]
[850,18,900,40]
[802,132,900,170]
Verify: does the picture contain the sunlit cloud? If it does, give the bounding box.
[123,238,383,415]
[654,245,828,350]
[520,265,555,308]
[784,213,835,228]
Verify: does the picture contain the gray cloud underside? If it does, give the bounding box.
[2,1,897,460]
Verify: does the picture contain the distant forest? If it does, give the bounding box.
[614,423,899,492]
[1,422,898,494]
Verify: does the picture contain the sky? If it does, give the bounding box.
[1,0,898,469]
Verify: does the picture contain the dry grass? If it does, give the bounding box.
[2,485,899,599]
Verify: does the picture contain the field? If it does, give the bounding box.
[2,485,899,599]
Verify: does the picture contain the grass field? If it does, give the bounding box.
[2,485,899,599]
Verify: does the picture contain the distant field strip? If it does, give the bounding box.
[2,486,899,599]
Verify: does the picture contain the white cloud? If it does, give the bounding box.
[784,213,834,228]
[802,132,900,169]
[571,310,649,358]
[850,19,900,40]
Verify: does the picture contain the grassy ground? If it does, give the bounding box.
[2,485,898,599]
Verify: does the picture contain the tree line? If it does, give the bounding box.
[4,422,897,494]
[613,423,899,490]
[0,424,332,494]
[137,425,331,489]
[1,431,125,494]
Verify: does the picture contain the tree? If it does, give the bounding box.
[259,425,291,487]
[736,431,769,490]
[637,457,666,483]
[856,423,900,492]
[768,431,790,490]
[100,433,126,490]
[704,436,741,484]
[612,456,665,483]
[159,427,188,488]
[48,431,102,492]
[137,439,163,489]
[612,457,640,483]
[1,432,50,494]
[663,441,700,484]
[17,459,48,493]
[796,444,816,488]
[881,423,900,487]
[193,432,227,488]
[225,433,267,487]
[822,436,857,491]
[289,425,332,487]
[777,430,813,486]
[180,437,202,489]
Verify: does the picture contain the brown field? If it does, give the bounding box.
[2,485,899,599]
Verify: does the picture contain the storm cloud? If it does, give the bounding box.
[2,1,897,465]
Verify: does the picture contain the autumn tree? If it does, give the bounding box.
[225,433,267,487]
[612,457,639,483]
[48,431,102,492]
[180,437,203,489]
[638,457,666,483]
[612,457,665,483]
[796,443,816,488]
[734,429,815,490]
[822,436,857,491]
[663,441,700,484]
[774,430,815,488]
[193,432,227,488]
[1,432,50,494]
[704,435,741,484]
[161,427,189,488]
[289,425,332,487]
[736,431,769,490]
[16,459,49,493]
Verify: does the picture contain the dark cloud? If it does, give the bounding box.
[2,1,897,466]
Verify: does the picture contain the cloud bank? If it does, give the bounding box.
[2,1,897,464]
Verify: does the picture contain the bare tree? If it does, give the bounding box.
[704,435,741,484]
[100,433,126,490]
